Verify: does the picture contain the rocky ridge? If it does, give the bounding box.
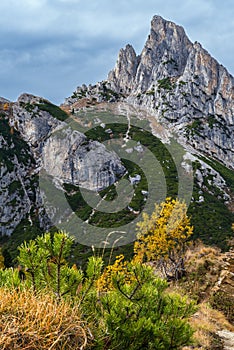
[11,94,125,191]
[0,94,125,236]
[66,15,234,170]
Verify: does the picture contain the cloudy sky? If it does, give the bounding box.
[0,0,233,104]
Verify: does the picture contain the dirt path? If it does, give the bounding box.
[217,330,234,350]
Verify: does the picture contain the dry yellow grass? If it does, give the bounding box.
[179,242,225,302]
[181,302,234,349]
[188,302,234,348]
[0,287,92,350]
[175,241,234,349]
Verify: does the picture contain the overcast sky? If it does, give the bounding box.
[0,0,233,104]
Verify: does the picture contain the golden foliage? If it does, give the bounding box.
[96,254,132,292]
[134,197,193,261]
[133,197,193,278]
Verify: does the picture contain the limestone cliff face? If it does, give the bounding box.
[42,130,124,191]
[10,94,124,191]
[0,104,46,236]
[108,16,192,94]
[0,94,125,236]
[106,15,234,168]
[11,94,60,154]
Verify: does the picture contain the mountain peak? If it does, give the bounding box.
[101,15,234,169]
[108,44,138,93]
[150,14,181,32]
[149,14,191,49]
[66,15,234,169]
[108,15,193,94]
[151,14,184,30]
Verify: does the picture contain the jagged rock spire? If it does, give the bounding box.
[108,44,139,93]
[106,15,234,168]
[108,15,193,93]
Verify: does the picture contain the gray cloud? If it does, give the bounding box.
[0,0,233,104]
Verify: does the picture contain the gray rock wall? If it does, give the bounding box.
[107,15,234,168]
[0,93,125,236]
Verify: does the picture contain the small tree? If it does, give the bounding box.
[18,239,48,291]
[18,231,83,299]
[93,261,195,349]
[0,268,20,288]
[134,197,193,280]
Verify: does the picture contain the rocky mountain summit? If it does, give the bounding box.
[67,15,233,170]
[0,15,233,260]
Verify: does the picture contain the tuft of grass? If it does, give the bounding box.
[179,242,224,302]
[185,302,234,349]
[0,287,92,350]
[176,241,234,349]
[211,291,234,324]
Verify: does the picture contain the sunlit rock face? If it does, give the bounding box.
[0,93,125,235]
[10,93,125,191]
[107,15,234,168]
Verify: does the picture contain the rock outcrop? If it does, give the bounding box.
[0,104,45,236]
[42,130,124,191]
[108,16,192,93]
[110,16,234,169]
[0,94,125,236]
[11,94,125,191]
[68,15,233,169]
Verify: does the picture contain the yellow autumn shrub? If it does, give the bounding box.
[134,197,193,279]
